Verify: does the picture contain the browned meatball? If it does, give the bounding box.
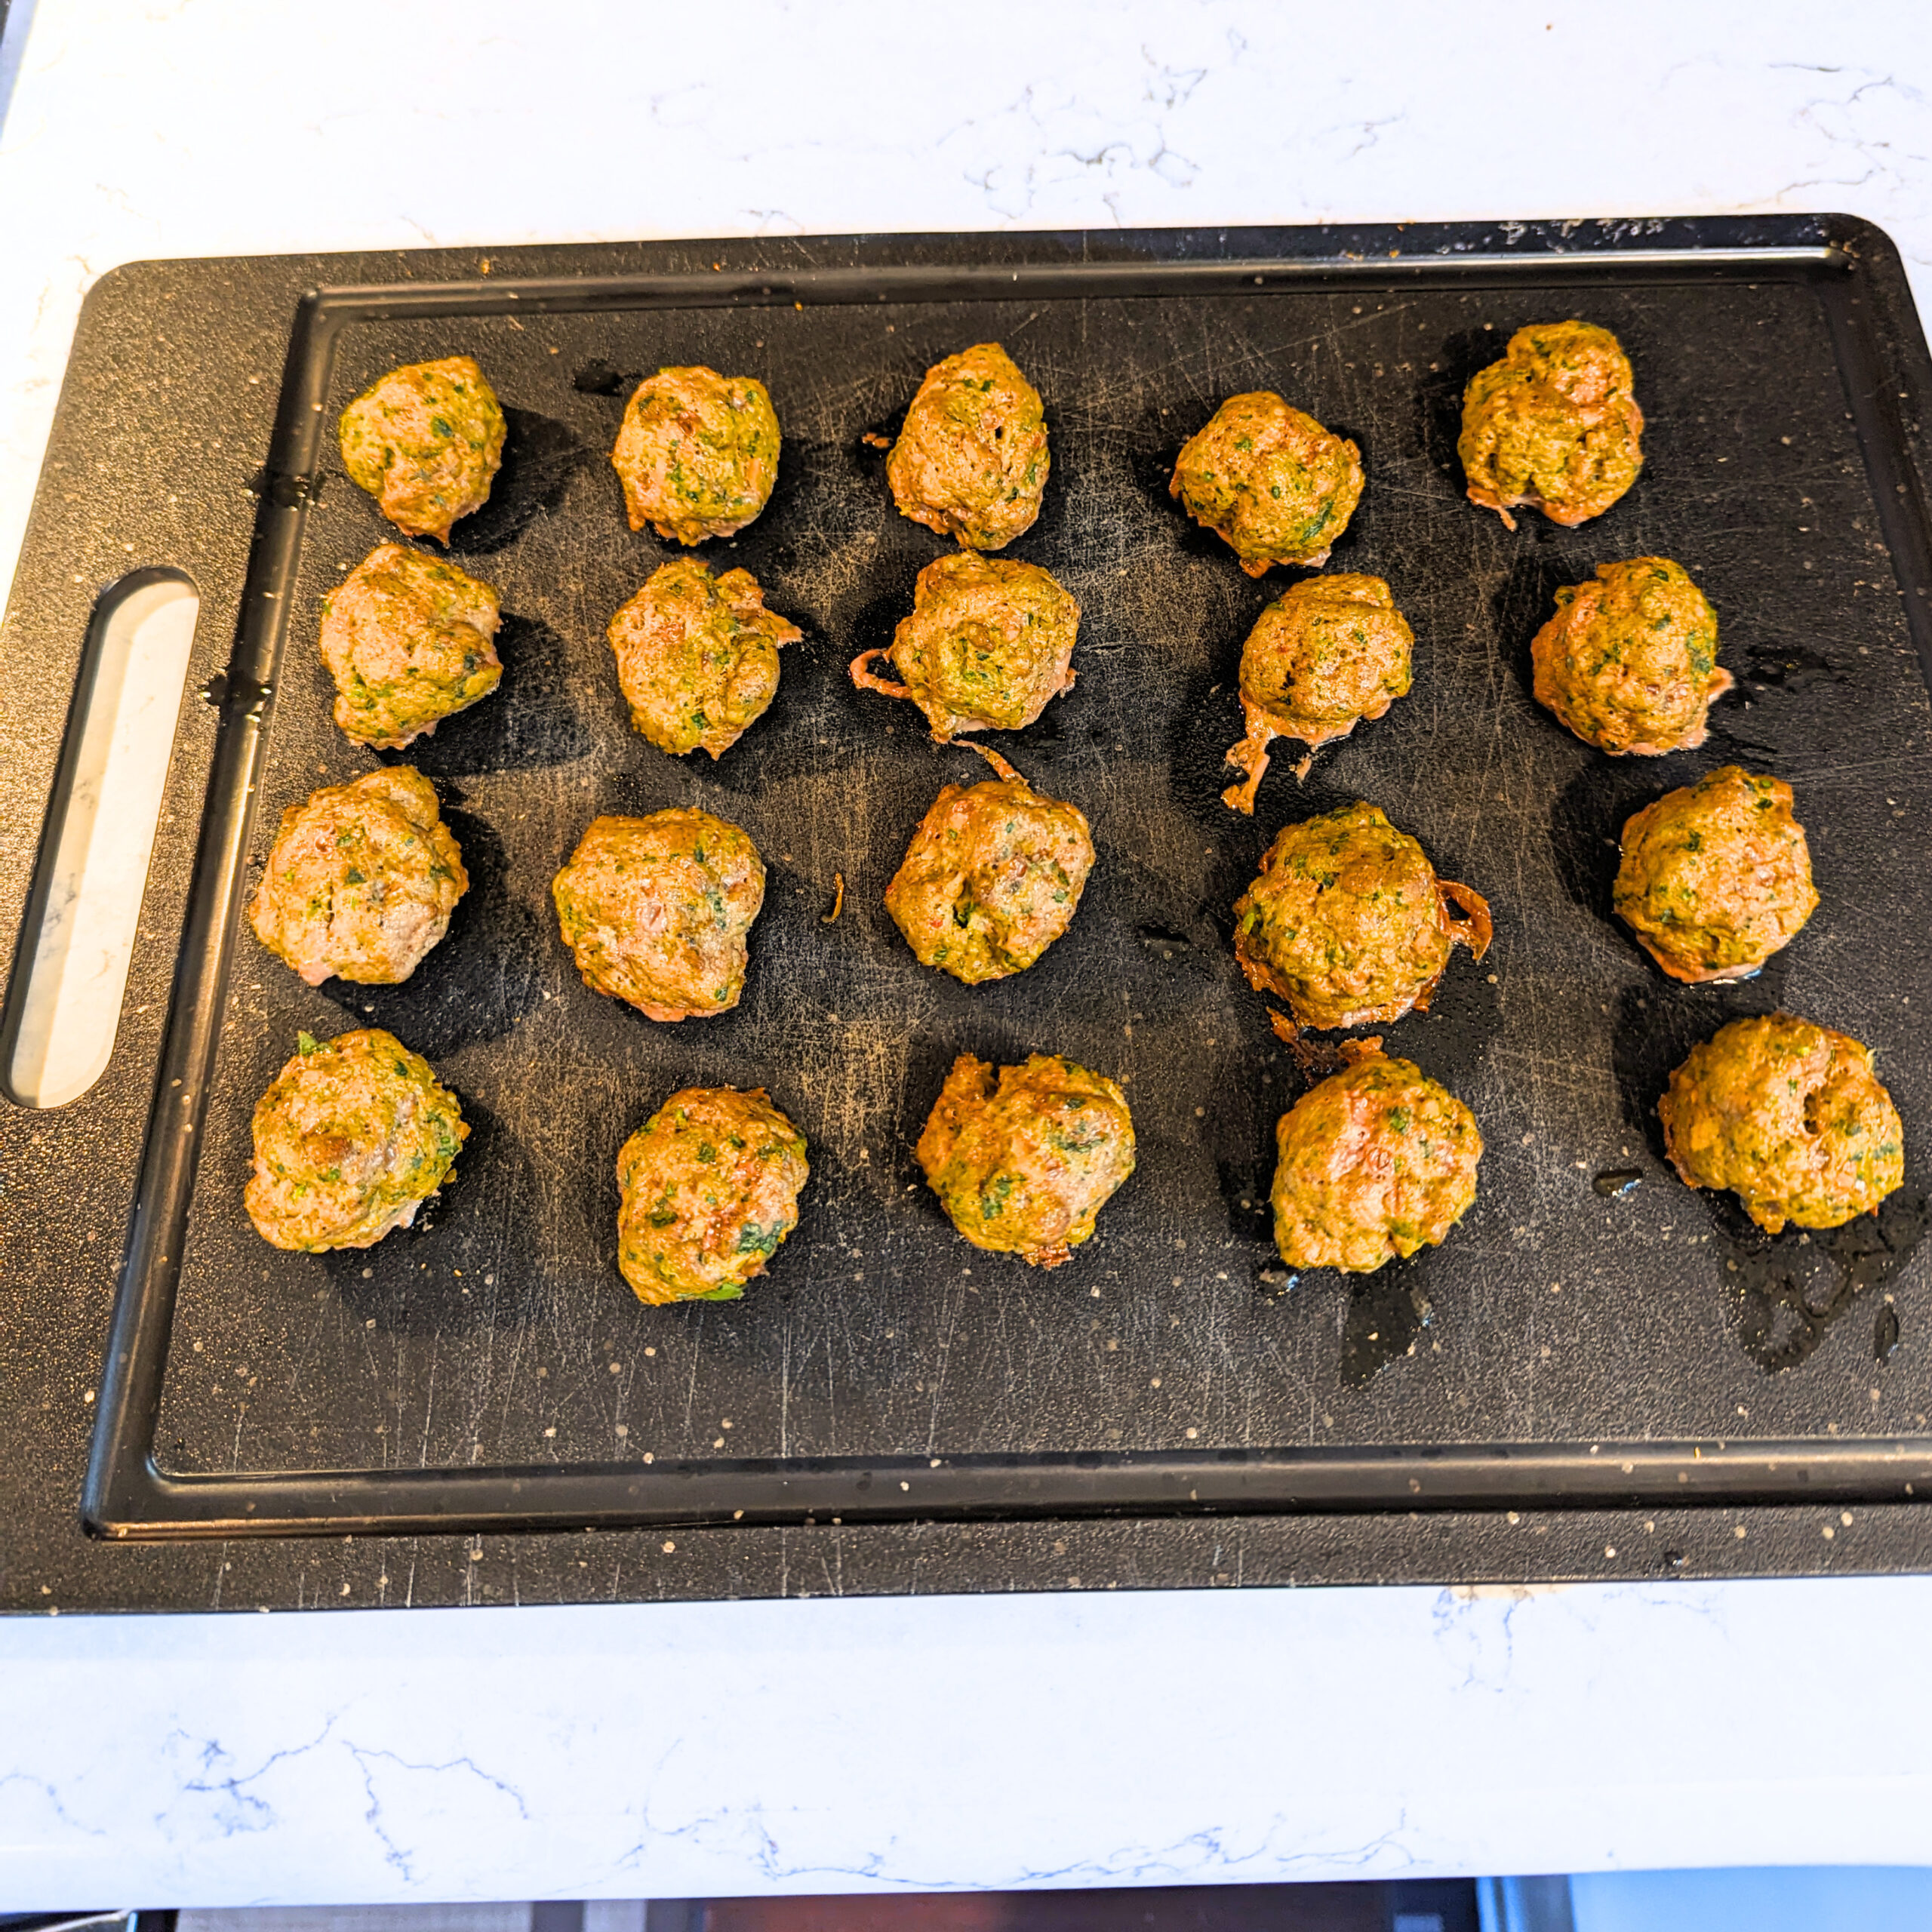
[1459,320,1643,531]
[1233,801,1491,1032]
[249,767,466,987]
[1660,1014,1904,1233]
[338,355,505,543]
[551,809,764,1021]
[615,1087,809,1304]
[1170,392,1364,575]
[1614,767,1818,983]
[1531,558,1730,756]
[611,365,780,543]
[1223,574,1414,814]
[245,1028,467,1252]
[887,343,1048,550]
[320,544,503,749]
[608,558,801,758]
[884,743,1095,984]
[1271,1038,1483,1274]
[850,552,1078,740]
[916,1052,1135,1269]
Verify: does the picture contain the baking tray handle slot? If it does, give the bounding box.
[2,569,201,1107]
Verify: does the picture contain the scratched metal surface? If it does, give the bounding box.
[140,269,1932,1487]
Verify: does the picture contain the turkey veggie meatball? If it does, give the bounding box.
[1459,319,1643,530]
[339,355,505,543]
[887,342,1048,550]
[245,1028,467,1252]
[1272,1038,1482,1274]
[1615,766,1818,983]
[611,365,780,544]
[1660,1013,1904,1234]
[1234,801,1491,1032]
[1531,558,1730,756]
[608,558,801,758]
[885,743,1094,984]
[552,809,764,1021]
[249,767,466,987]
[320,543,503,749]
[851,552,1078,740]
[916,1053,1135,1269]
[1223,574,1414,814]
[615,1087,809,1305]
[1170,392,1364,576]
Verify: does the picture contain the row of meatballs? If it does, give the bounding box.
[242,773,1901,1297]
[242,322,1904,1303]
[320,327,1716,799]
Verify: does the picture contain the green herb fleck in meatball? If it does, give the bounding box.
[1615,766,1818,983]
[916,1052,1135,1269]
[245,1028,466,1252]
[887,342,1049,550]
[1223,573,1414,814]
[1459,319,1643,530]
[339,355,506,543]
[1531,558,1730,756]
[885,743,1095,984]
[1272,1038,1482,1274]
[1660,1013,1903,1233]
[319,543,503,749]
[616,1086,809,1304]
[851,551,1078,740]
[1170,392,1364,576]
[608,558,801,758]
[1233,801,1491,1032]
[611,365,780,543]
[249,766,466,987]
[552,809,764,1021]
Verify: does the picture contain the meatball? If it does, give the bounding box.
[1615,767,1818,983]
[551,809,764,1021]
[1458,319,1643,530]
[850,552,1078,740]
[1272,1038,1483,1274]
[1170,392,1364,576]
[1531,558,1730,757]
[1660,1013,1904,1233]
[885,743,1095,984]
[1233,801,1492,1032]
[1223,574,1414,814]
[916,1052,1135,1269]
[320,543,503,749]
[249,767,466,987]
[245,1027,467,1252]
[608,558,801,758]
[887,342,1048,550]
[615,1086,809,1305]
[611,365,780,544]
[338,355,505,544]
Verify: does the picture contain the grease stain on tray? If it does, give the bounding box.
[1720,1192,1927,1374]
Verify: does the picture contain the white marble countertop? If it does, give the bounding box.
[3,0,1932,1908]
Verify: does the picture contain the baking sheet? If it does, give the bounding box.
[5,220,1930,1589]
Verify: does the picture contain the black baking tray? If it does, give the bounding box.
[6,218,1932,1613]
